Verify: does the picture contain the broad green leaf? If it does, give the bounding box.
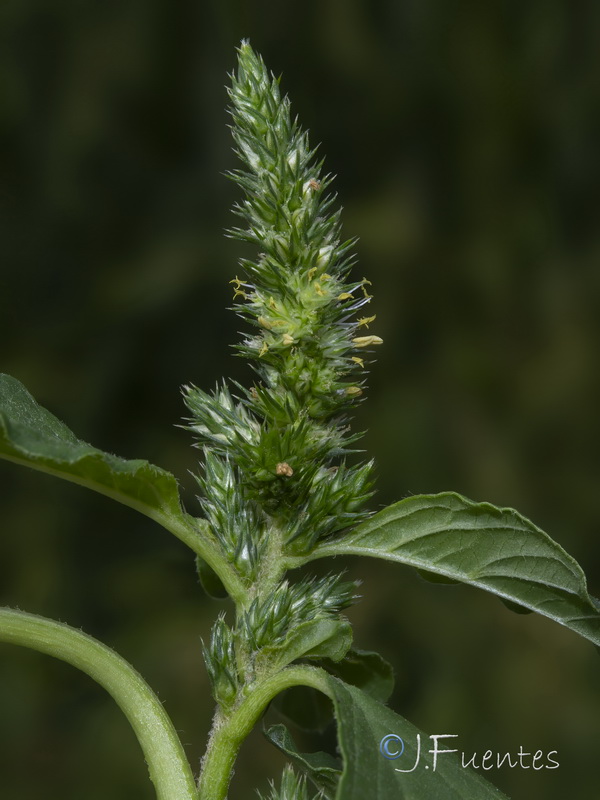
[266,676,509,799]
[264,723,341,799]
[326,676,509,800]
[0,373,183,520]
[260,618,353,673]
[310,492,600,647]
[274,648,394,732]
[0,374,248,595]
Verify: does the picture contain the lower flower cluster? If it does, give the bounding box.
[203,575,358,710]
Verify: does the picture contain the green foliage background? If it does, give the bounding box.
[1,2,598,798]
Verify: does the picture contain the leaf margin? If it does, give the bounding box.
[302,491,600,648]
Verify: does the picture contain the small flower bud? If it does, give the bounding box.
[316,245,333,269]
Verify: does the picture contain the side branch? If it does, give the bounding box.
[197,665,332,800]
[0,607,198,800]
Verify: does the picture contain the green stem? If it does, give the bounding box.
[0,607,198,800]
[155,511,248,606]
[197,665,332,800]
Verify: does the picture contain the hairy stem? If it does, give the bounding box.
[197,665,331,800]
[157,512,248,606]
[0,607,198,800]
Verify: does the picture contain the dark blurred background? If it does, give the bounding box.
[1,1,599,798]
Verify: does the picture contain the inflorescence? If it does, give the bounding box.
[185,41,381,721]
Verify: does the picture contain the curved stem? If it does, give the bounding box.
[0,607,198,800]
[0,450,247,608]
[154,511,248,606]
[197,665,331,800]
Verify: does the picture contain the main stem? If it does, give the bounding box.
[197,665,332,800]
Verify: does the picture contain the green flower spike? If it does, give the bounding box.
[184,42,382,582]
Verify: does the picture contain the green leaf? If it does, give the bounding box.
[310,492,600,647]
[264,723,341,799]
[0,373,182,519]
[0,374,247,603]
[261,618,353,672]
[274,649,394,733]
[267,674,509,800]
[325,676,509,800]
[321,648,394,704]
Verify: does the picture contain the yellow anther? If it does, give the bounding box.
[257,316,273,330]
[361,278,373,299]
[258,341,269,357]
[346,386,363,397]
[337,292,354,301]
[351,356,365,367]
[352,335,384,348]
[357,315,376,328]
[307,267,317,281]
[230,276,248,299]
[269,296,277,310]
[281,333,295,346]
[321,273,332,281]
[314,282,325,296]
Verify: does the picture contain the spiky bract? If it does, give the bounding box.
[202,613,239,711]
[257,765,323,800]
